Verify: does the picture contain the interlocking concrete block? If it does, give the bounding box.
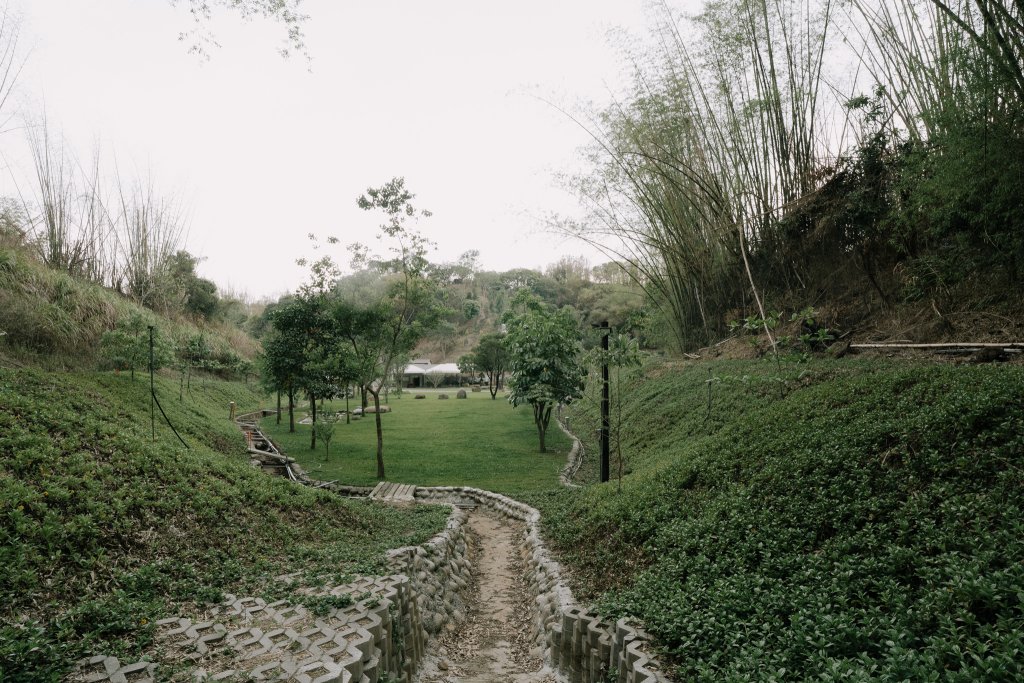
[185,621,229,655]
[156,617,192,640]
[74,655,157,683]
[225,596,275,621]
[295,658,345,683]
[272,606,307,626]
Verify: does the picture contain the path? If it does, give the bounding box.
[414,510,561,683]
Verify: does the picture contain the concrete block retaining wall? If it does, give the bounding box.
[413,486,671,683]
[74,573,426,683]
[384,506,473,636]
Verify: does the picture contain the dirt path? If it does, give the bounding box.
[414,510,561,683]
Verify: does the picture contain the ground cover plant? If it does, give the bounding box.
[0,365,447,682]
[540,356,1024,681]
[260,387,572,495]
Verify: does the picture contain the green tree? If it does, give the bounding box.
[313,414,337,460]
[470,333,508,400]
[259,299,319,433]
[166,251,220,319]
[504,294,585,452]
[100,313,172,381]
[338,177,441,479]
[457,353,478,377]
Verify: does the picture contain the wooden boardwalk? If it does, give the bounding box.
[369,481,417,502]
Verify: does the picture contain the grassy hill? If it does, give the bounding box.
[0,364,447,680]
[537,356,1024,681]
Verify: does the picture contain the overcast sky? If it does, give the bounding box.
[2,1,674,299]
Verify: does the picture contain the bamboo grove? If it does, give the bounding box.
[568,0,1024,351]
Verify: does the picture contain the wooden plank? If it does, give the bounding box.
[851,342,1023,349]
[369,481,388,499]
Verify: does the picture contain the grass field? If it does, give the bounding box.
[260,387,572,495]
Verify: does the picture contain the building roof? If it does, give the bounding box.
[425,362,461,375]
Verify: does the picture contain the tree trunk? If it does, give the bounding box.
[534,402,548,453]
[288,390,295,432]
[371,389,385,479]
[276,391,282,424]
[488,372,498,399]
[310,393,317,450]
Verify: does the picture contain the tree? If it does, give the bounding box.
[457,354,478,377]
[504,294,585,452]
[100,313,173,380]
[313,414,337,460]
[171,0,309,61]
[166,250,220,319]
[424,367,448,389]
[260,298,318,433]
[177,331,212,396]
[433,320,457,360]
[470,333,508,400]
[338,177,441,479]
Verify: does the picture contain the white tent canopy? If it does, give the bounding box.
[425,362,461,376]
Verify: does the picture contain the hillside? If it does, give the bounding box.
[539,355,1024,680]
[0,364,447,681]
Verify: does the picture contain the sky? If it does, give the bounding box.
[2,0,668,299]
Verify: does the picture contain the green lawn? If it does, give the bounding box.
[260,387,571,495]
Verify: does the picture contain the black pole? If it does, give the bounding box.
[148,326,155,442]
[600,321,610,483]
